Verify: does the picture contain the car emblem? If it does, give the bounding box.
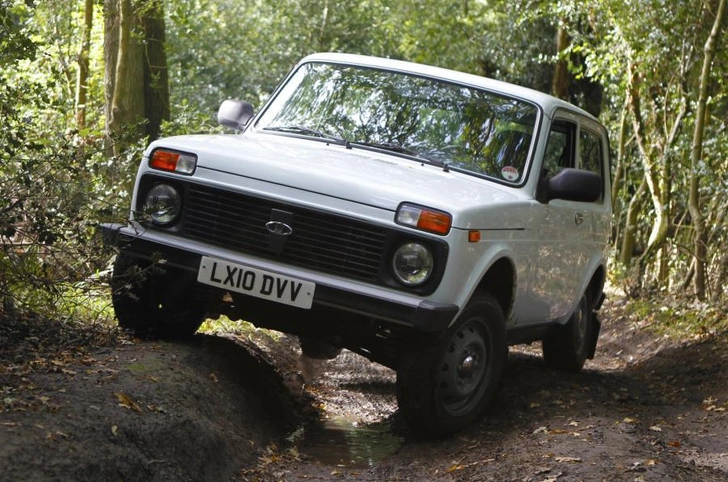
[265,221,293,236]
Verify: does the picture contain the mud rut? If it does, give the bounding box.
[1,298,727,482]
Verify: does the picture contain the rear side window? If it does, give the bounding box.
[578,128,605,202]
[579,130,603,177]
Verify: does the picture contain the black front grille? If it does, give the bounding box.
[181,183,388,282]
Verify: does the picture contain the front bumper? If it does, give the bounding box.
[100,223,458,333]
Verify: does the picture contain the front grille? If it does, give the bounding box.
[181,183,388,282]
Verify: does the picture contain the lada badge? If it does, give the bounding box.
[266,221,293,236]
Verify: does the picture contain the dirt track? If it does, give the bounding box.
[1,297,727,481]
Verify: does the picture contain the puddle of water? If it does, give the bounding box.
[294,416,403,468]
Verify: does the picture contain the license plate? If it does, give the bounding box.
[197,256,315,309]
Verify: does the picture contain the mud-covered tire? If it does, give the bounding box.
[110,252,209,338]
[396,293,507,438]
[542,292,596,372]
[299,337,342,360]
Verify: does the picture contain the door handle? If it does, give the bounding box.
[574,212,584,225]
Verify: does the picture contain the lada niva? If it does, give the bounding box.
[102,53,611,437]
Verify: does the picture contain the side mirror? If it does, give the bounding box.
[217,100,255,131]
[547,168,602,203]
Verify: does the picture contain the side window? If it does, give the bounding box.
[543,120,575,177]
[579,129,603,178]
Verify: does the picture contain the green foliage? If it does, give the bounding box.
[2,0,727,335]
[0,0,135,321]
[623,297,728,341]
[0,0,37,65]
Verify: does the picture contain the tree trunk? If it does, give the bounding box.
[75,0,94,129]
[552,23,569,100]
[141,0,169,141]
[628,61,686,285]
[619,178,647,267]
[611,98,630,209]
[108,0,145,156]
[104,0,119,152]
[688,0,726,301]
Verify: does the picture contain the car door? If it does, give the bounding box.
[521,112,608,324]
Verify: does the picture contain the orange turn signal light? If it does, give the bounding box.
[396,203,452,235]
[149,149,197,174]
[418,210,452,235]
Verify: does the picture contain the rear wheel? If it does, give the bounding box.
[542,292,596,372]
[396,293,507,438]
[110,252,209,338]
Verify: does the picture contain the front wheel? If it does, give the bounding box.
[542,292,598,372]
[110,252,209,338]
[396,294,507,438]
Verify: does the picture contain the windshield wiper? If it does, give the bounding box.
[263,125,348,146]
[349,141,442,166]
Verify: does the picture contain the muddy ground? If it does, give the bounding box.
[1,295,727,482]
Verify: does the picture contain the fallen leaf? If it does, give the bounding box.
[668,441,681,448]
[111,425,118,437]
[533,426,549,434]
[209,372,219,383]
[115,392,142,413]
[447,465,463,472]
[649,426,662,432]
[554,456,582,463]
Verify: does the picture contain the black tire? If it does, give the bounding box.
[542,292,595,372]
[110,252,209,338]
[395,293,507,438]
[299,337,342,360]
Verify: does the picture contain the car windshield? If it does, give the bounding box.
[255,62,539,184]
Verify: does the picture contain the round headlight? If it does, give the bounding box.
[143,184,180,225]
[392,242,434,286]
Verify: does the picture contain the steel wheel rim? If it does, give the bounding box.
[437,318,490,416]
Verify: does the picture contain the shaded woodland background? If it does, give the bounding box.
[0,0,726,324]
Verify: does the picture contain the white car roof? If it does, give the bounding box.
[300,52,598,122]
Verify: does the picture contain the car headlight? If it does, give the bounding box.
[143,184,181,225]
[392,242,434,286]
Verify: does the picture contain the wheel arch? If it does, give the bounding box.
[470,257,516,320]
[585,263,606,309]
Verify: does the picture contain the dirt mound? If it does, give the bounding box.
[0,324,306,482]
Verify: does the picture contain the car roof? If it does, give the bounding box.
[300,52,598,123]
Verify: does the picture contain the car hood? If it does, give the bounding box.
[148,133,530,228]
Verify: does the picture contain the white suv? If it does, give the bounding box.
[102,53,611,437]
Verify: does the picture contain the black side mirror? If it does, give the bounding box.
[217,100,255,131]
[547,168,602,203]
